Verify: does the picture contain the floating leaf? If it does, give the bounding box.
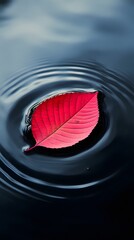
[25,91,99,151]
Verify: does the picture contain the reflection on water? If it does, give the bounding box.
[0,0,134,202]
[0,0,134,80]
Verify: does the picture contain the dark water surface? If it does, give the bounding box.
[0,0,134,239]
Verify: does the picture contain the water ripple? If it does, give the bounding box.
[0,61,134,201]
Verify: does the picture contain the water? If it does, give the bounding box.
[0,0,134,238]
[1,61,133,200]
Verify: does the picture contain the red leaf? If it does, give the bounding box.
[26,91,99,151]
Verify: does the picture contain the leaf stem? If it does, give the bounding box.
[24,144,37,152]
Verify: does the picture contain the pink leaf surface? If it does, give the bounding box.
[26,91,99,151]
